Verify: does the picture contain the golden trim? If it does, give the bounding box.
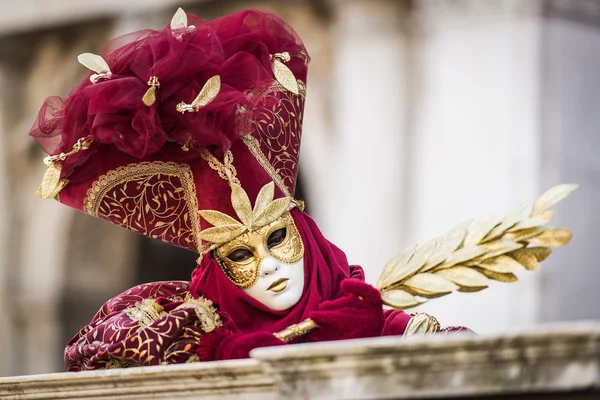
[403,312,441,336]
[242,135,291,198]
[199,149,241,187]
[238,80,306,198]
[83,161,201,252]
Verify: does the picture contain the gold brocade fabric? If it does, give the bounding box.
[83,162,201,251]
[238,80,306,198]
[64,281,222,371]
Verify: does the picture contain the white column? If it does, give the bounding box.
[538,1,600,323]
[325,0,409,284]
[0,64,11,376]
[406,0,545,333]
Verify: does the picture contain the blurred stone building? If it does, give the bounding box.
[0,0,599,377]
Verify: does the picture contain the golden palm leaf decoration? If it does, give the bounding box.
[199,182,291,245]
[376,184,578,310]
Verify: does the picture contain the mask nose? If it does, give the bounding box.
[260,257,280,277]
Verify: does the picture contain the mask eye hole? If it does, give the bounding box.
[227,248,253,262]
[267,227,287,249]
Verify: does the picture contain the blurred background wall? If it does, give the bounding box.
[0,0,599,376]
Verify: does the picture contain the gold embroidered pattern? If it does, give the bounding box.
[238,80,306,197]
[65,281,224,370]
[83,162,201,251]
[174,295,222,333]
[124,298,167,328]
[243,135,291,198]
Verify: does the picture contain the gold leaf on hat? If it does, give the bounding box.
[528,228,572,247]
[142,86,157,107]
[230,183,253,227]
[531,184,579,217]
[381,290,423,309]
[402,273,458,298]
[199,225,247,244]
[272,58,299,95]
[37,163,68,199]
[170,7,188,31]
[199,210,240,228]
[252,197,291,228]
[77,53,110,74]
[191,75,221,109]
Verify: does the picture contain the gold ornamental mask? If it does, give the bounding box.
[214,212,304,288]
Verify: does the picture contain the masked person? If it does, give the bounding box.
[29,9,468,371]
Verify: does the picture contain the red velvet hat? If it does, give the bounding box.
[30,8,309,255]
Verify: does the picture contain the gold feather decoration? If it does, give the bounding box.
[271,52,299,95]
[376,184,579,310]
[77,53,112,84]
[176,75,221,113]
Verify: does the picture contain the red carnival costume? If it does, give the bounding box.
[30,8,468,371]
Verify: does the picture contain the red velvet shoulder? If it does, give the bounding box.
[64,281,224,371]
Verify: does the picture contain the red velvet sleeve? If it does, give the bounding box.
[381,309,412,336]
[64,281,225,371]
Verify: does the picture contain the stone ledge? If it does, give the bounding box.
[0,359,272,400]
[252,323,600,399]
[2,323,600,400]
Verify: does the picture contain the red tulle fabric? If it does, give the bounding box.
[190,209,363,333]
[29,9,309,180]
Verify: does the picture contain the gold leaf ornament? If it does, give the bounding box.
[377,184,578,311]
[170,7,188,31]
[36,162,68,200]
[143,76,160,107]
[271,52,299,95]
[198,182,292,245]
[177,75,221,113]
[170,7,195,39]
[36,136,92,200]
[77,53,112,83]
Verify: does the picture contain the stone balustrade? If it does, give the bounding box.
[1,323,600,399]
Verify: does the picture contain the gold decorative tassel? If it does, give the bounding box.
[36,136,92,200]
[143,76,160,106]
